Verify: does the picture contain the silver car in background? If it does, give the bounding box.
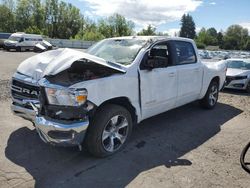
[225,59,250,93]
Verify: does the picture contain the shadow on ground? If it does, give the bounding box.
[5,102,242,188]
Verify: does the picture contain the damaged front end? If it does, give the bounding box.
[12,49,126,149]
[32,78,93,149]
[34,62,124,148]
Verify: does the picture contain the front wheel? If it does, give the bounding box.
[16,46,21,52]
[200,81,219,109]
[85,104,132,157]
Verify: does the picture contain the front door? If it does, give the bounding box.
[139,42,177,119]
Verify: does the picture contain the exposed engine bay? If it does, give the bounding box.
[46,59,123,86]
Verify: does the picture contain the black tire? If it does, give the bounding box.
[85,104,133,157]
[200,80,219,109]
[16,46,21,52]
[246,82,250,93]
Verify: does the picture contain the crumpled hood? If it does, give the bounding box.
[17,48,126,80]
[227,68,250,77]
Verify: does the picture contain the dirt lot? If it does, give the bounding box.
[0,51,249,188]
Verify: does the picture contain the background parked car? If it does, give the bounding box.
[224,59,250,93]
[33,40,53,53]
[4,32,43,51]
[0,32,11,48]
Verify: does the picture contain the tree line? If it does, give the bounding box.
[0,0,250,50]
[0,0,135,40]
[179,14,250,51]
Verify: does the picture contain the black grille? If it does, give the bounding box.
[225,76,247,86]
[11,79,40,100]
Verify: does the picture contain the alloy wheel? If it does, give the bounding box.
[209,84,218,106]
[102,115,129,152]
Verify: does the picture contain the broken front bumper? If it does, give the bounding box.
[35,116,89,147]
[12,101,90,147]
[11,103,36,121]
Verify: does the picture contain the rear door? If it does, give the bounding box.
[139,41,178,119]
[172,41,203,107]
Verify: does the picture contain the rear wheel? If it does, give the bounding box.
[85,104,132,157]
[200,81,219,109]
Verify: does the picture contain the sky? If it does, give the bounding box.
[64,0,250,36]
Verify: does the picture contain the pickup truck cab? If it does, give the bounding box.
[11,36,226,157]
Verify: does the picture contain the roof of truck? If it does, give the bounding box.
[104,35,195,44]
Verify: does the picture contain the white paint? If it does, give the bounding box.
[14,37,227,123]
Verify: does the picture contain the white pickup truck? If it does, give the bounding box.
[11,36,226,157]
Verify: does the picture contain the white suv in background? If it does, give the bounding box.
[4,32,43,51]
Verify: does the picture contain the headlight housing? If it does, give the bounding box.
[45,88,87,106]
[235,75,248,80]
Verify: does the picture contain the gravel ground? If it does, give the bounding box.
[0,80,10,101]
[0,51,249,188]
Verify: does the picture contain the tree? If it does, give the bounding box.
[45,0,59,38]
[74,17,104,41]
[1,0,15,12]
[43,0,82,38]
[25,25,42,34]
[15,0,33,31]
[207,27,217,38]
[243,37,250,51]
[217,31,224,49]
[55,2,82,39]
[0,4,15,32]
[31,0,45,31]
[223,25,248,50]
[179,14,196,39]
[137,25,156,36]
[195,27,219,47]
[98,14,134,38]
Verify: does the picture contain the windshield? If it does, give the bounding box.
[8,36,22,42]
[227,60,250,70]
[87,38,147,65]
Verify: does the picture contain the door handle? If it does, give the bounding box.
[194,68,199,72]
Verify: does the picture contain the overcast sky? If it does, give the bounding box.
[64,0,250,36]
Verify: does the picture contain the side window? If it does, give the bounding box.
[174,41,197,65]
[140,42,171,70]
[150,44,168,59]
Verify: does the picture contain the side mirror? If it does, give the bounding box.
[142,51,155,70]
